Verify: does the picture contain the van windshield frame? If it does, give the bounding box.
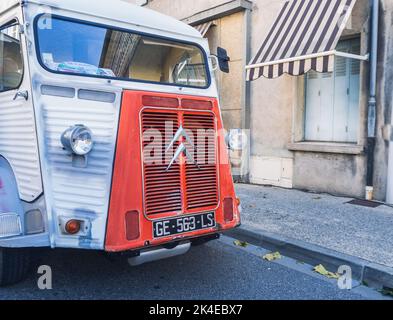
[0,19,24,93]
[33,14,211,89]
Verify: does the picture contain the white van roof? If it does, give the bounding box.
[0,0,20,16]
[1,0,201,38]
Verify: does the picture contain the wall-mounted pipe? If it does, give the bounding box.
[365,0,379,200]
[387,114,393,203]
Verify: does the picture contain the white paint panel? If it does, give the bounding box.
[250,156,293,189]
[34,86,121,250]
[281,158,293,180]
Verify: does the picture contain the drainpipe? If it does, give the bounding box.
[387,111,393,203]
[240,6,252,183]
[365,0,379,200]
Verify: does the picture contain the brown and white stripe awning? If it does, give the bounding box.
[194,21,215,37]
[246,0,358,81]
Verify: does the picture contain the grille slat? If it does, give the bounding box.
[184,113,218,210]
[142,111,182,215]
[142,108,218,216]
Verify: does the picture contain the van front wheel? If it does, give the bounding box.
[0,248,31,286]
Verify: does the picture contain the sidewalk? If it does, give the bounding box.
[230,184,393,289]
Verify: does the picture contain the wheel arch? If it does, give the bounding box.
[0,155,24,216]
[0,155,50,248]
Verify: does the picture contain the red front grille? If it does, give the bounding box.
[141,109,218,216]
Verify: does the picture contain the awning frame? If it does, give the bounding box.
[246,50,369,70]
[194,21,216,37]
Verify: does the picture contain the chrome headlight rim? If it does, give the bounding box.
[61,124,94,156]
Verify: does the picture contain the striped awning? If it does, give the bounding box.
[246,0,357,81]
[194,21,215,37]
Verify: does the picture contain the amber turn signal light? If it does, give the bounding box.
[65,220,81,235]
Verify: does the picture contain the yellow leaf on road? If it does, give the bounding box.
[233,240,249,248]
[314,264,339,279]
[263,252,282,262]
[380,288,393,297]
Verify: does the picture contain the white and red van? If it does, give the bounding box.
[0,0,241,285]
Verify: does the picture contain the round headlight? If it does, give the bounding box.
[61,125,94,156]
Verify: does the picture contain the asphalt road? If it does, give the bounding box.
[0,236,381,300]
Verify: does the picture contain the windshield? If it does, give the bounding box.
[35,16,209,88]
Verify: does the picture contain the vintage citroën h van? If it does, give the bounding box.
[0,0,240,285]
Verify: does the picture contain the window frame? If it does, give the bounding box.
[33,14,212,90]
[0,18,24,94]
[303,37,361,144]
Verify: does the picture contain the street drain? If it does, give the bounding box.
[347,199,382,208]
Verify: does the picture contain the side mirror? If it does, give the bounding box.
[225,129,248,151]
[217,47,230,73]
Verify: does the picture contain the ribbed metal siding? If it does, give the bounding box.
[0,91,42,201]
[142,109,218,216]
[142,111,182,215]
[183,113,218,210]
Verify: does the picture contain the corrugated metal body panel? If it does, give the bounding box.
[0,88,42,202]
[142,111,182,216]
[34,84,121,249]
[0,0,19,16]
[141,107,219,217]
[183,113,218,210]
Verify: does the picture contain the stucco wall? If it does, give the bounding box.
[294,152,366,196]
[249,0,294,159]
[208,11,245,129]
[126,0,231,19]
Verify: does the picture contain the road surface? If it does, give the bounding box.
[0,236,384,300]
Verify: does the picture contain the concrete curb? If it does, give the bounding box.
[226,224,393,290]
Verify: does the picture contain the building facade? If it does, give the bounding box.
[127,0,393,202]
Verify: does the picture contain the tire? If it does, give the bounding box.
[0,248,31,287]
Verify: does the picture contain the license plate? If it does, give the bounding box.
[153,212,216,238]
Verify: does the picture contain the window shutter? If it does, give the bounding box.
[335,56,347,77]
[305,38,360,143]
[348,40,361,142]
[305,71,321,141]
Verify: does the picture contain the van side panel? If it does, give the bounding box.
[0,7,42,203]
